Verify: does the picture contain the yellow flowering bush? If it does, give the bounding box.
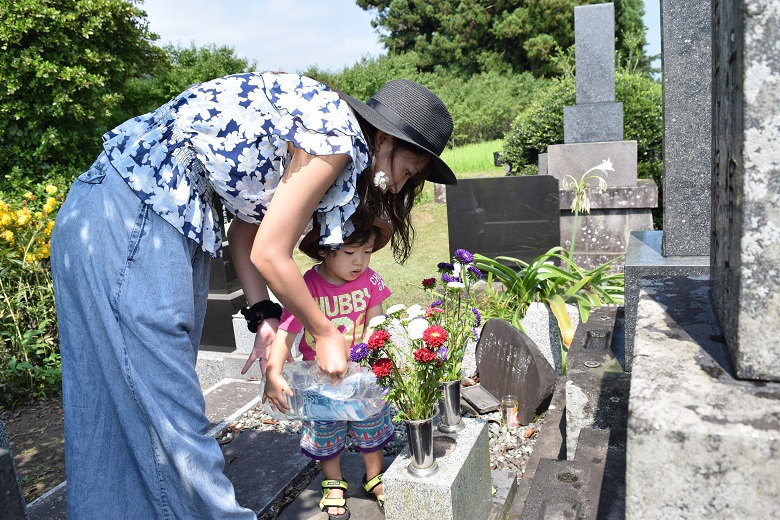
[0,184,64,409]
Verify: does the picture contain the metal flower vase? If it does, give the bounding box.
[438,380,465,433]
[405,416,438,477]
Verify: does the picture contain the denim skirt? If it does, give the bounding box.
[50,153,255,519]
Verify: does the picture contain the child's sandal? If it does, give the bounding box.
[362,472,385,512]
[320,479,350,520]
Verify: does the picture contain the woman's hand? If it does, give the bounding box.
[241,317,279,375]
[262,371,293,413]
[314,328,349,384]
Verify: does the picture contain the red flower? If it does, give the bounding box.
[422,326,448,347]
[422,277,436,288]
[368,329,390,350]
[372,358,393,377]
[413,348,438,363]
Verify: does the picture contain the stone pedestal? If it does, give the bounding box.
[626,276,780,518]
[559,180,657,271]
[623,231,709,370]
[383,418,493,520]
[547,141,638,186]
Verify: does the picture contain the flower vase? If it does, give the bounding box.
[405,416,438,477]
[438,380,465,433]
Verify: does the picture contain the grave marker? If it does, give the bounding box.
[474,319,558,425]
[445,176,559,265]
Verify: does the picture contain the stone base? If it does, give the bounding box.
[547,140,637,186]
[201,289,244,352]
[626,276,780,518]
[623,231,709,371]
[563,103,624,144]
[196,350,263,388]
[383,418,493,520]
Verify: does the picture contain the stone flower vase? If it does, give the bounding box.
[405,416,438,477]
[438,380,465,433]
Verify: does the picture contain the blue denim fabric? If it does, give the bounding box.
[50,154,255,519]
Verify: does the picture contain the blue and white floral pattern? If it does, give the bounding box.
[102,72,371,257]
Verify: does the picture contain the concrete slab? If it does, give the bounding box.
[277,452,396,520]
[204,379,263,436]
[224,430,315,517]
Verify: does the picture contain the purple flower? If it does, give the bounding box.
[455,249,474,263]
[438,346,448,361]
[473,327,480,341]
[350,342,369,362]
[441,273,458,283]
[431,300,443,308]
[471,307,482,327]
[437,262,454,272]
[467,265,483,279]
[382,386,391,396]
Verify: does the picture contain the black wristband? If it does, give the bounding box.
[240,300,283,333]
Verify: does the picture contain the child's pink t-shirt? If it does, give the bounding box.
[278,266,391,360]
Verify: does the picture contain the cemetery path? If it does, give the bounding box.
[1,395,65,504]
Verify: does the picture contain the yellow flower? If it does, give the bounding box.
[1,230,14,244]
[1,213,12,227]
[16,209,31,226]
[24,191,34,200]
[45,220,55,236]
[43,197,57,214]
[36,242,50,259]
[45,184,58,195]
[35,211,44,219]
[25,252,38,264]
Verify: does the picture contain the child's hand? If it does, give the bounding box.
[263,371,293,413]
[241,317,279,375]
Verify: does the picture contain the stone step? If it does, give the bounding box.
[25,377,305,519]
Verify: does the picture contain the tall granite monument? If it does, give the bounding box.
[622,0,712,370]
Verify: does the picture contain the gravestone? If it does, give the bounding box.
[445,176,559,265]
[563,2,623,144]
[711,0,780,381]
[623,0,712,370]
[541,2,657,271]
[474,319,558,425]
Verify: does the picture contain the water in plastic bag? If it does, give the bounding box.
[263,360,386,421]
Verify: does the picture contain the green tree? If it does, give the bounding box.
[0,0,165,193]
[356,0,648,77]
[116,43,255,123]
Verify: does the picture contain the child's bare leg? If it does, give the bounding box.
[361,448,384,497]
[322,455,347,516]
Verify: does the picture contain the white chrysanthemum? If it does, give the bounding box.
[368,315,387,328]
[447,281,466,290]
[406,304,425,319]
[407,317,430,340]
[386,304,406,315]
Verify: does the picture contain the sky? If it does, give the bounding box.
[141,0,661,74]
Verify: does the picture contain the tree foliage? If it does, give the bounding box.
[116,43,254,124]
[0,0,166,193]
[356,0,649,77]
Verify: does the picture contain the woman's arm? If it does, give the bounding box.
[252,148,351,383]
[228,219,279,374]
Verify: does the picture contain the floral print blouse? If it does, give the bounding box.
[101,72,371,258]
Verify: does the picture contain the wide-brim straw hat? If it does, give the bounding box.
[340,80,456,186]
[299,217,394,261]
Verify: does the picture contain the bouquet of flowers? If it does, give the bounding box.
[421,248,484,382]
[349,304,447,421]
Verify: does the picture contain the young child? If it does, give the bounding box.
[264,216,394,520]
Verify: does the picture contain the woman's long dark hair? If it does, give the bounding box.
[354,122,429,264]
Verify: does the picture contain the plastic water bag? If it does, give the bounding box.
[263,361,386,421]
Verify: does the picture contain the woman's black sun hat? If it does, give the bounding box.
[340,80,457,185]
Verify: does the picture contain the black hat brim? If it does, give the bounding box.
[340,92,457,186]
